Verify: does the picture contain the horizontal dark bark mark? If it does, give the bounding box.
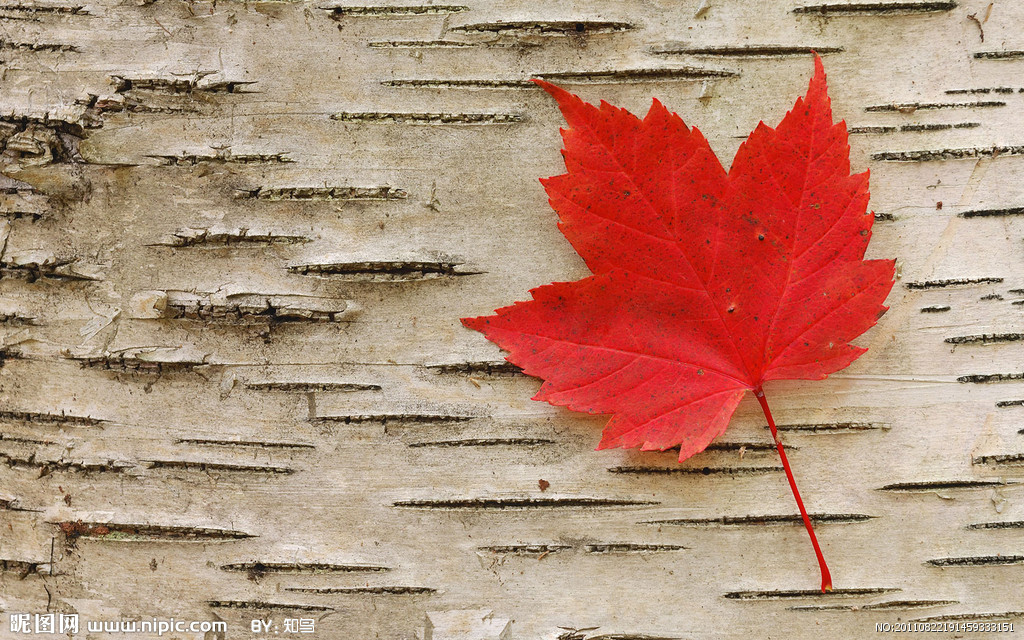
[0,497,40,512]
[958,372,1024,383]
[849,122,979,134]
[865,101,1002,112]
[981,293,1004,300]
[771,422,887,433]
[145,460,296,474]
[792,1,956,14]
[969,521,1024,529]
[0,312,39,325]
[245,381,380,392]
[154,229,310,247]
[926,555,1024,566]
[946,333,1024,345]
[479,544,572,555]
[325,5,468,16]
[236,186,407,201]
[0,4,87,15]
[0,433,54,445]
[651,45,843,57]
[149,152,293,166]
[0,40,77,52]
[973,453,1024,465]
[707,441,787,452]
[207,600,332,611]
[947,87,1016,94]
[586,635,679,640]
[997,399,1024,407]
[584,543,688,553]
[369,39,536,48]
[383,78,536,89]
[59,521,253,541]
[331,111,523,124]
[874,146,1024,162]
[644,513,874,526]
[960,206,1024,218]
[448,21,634,35]
[906,277,1003,289]
[288,260,480,280]
[974,51,1024,60]
[0,558,43,577]
[426,361,523,376]
[395,497,657,509]
[874,212,895,221]
[0,410,103,427]
[1,452,133,474]
[111,76,255,94]
[285,586,436,595]
[166,296,351,324]
[315,413,476,425]
[71,353,207,373]
[911,611,1024,623]
[725,587,899,599]
[221,562,389,574]
[607,465,783,475]
[540,67,737,83]
[0,259,99,282]
[178,438,315,449]
[879,479,1017,491]
[408,438,555,447]
[790,599,958,611]
[920,305,951,313]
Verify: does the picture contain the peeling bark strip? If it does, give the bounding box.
[878,479,1017,491]
[957,372,1024,383]
[236,186,407,201]
[324,5,468,17]
[945,333,1024,345]
[960,206,1024,218]
[650,45,843,57]
[607,465,783,475]
[393,497,658,509]
[221,562,389,573]
[864,101,1003,112]
[58,521,253,541]
[0,559,45,577]
[642,514,874,526]
[0,257,100,282]
[724,587,899,600]
[906,277,1003,289]
[926,556,1024,566]
[70,352,208,373]
[874,146,1024,162]
[447,21,635,35]
[792,2,957,14]
[0,190,50,220]
[331,112,524,124]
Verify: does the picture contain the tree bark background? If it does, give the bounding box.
[2,1,1024,638]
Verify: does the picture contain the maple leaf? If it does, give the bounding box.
[462,56,895,591]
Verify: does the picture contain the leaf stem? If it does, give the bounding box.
[753,385,832,593]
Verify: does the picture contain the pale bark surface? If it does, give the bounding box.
[2,1,1024,638]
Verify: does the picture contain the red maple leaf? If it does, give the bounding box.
[462,56,895,591]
